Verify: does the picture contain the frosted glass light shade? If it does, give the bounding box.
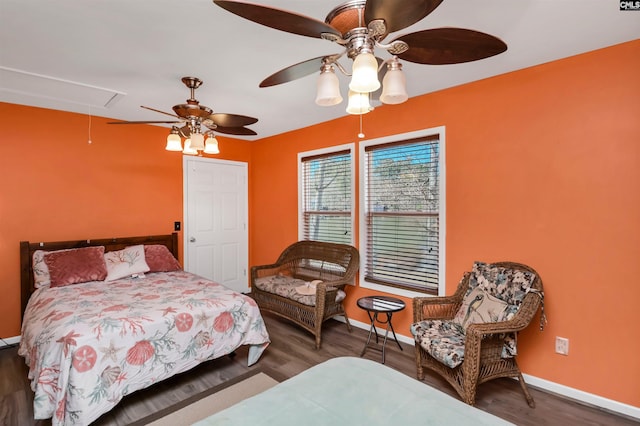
[315,68,343,106]
[349,52,380,93]
[203,136,220,154]
[189,132,205,150]
[346,90,372,115]
[380,68,408,105]
[165,133,182,151]
[182,138,198,155]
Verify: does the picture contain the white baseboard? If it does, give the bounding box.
[522,373,640,420]
[340,317,640,420]
[0,335,20,347]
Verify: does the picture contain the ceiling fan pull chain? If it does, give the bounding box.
[87,107,92,145]
[358,114,365,139]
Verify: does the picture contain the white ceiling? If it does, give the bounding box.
[1,0,638,140]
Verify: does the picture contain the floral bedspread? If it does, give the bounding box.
[18,271,270,425]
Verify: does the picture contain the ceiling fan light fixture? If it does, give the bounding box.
[203,134,220,154]
[346,90,372,115]
[212,1,509,126]
[380,58,408,105]
[349,51,380,93]
[107,76,257,152]
[182,138,198,155]
[190,132,205,150]
[315,65,343,106]
[165,128,183,151]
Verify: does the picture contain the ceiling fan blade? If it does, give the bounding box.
[140,105,182,119]
[107,120,181,124]
[213,1,340,39]
[210,113,258,127]
[394,28,507,65]
[364,0,443,34]
[260,56,331,88]
[213,126,258,136]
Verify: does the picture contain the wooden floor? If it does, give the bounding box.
[1,313,636,425]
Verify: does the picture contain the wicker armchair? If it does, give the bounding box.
[411,261,545,407]
[250,241,360,349]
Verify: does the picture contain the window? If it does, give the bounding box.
[299,144,355,245]
[359,128,445,296]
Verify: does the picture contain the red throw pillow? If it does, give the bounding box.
[144,245,182,272]
[44,246,108,287]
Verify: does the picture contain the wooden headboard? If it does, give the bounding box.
[19,233,179,319]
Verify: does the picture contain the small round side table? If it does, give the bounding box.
[357,296,405,364]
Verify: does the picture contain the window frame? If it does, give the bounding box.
[358,127,446,297]
[298,143,356,245]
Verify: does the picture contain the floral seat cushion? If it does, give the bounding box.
[411,320,466,368]
[253,274,346,307]
[411,319,517,368]
[411,262,536,367]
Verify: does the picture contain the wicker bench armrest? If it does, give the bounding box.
[251,263,289,280]
[315,281,340,298]
[318,277,352,288]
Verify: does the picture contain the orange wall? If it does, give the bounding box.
[0,104,251,337]
[1,39,638,407]
[250,40,640,407]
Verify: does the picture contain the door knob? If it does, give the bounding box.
[189,237,196,243]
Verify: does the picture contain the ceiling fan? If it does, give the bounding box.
[108,76,258,154]
[213,0,507,113]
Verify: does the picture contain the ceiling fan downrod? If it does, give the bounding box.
[182,77,203,103]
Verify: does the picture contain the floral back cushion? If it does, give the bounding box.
[470,261,536,306]
[453,262,537,329]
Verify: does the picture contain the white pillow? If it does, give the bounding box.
[104,245,150,281]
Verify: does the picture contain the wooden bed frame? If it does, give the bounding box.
[19,233,179,320]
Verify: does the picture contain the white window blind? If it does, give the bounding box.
[301,150,352,244]
[364,135,440,293]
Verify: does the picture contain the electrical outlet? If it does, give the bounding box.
[555,337,569,355]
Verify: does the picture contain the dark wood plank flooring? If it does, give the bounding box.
[1,313,636,425]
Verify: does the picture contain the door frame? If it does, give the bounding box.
[182,155,249,289]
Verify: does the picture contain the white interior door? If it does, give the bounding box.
[183,157,248,293]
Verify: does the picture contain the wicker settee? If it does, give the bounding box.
[250,241,360,349]
[411,261,546,407]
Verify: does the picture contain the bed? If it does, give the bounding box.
[194,357,514,425]
[18,233,270,426]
